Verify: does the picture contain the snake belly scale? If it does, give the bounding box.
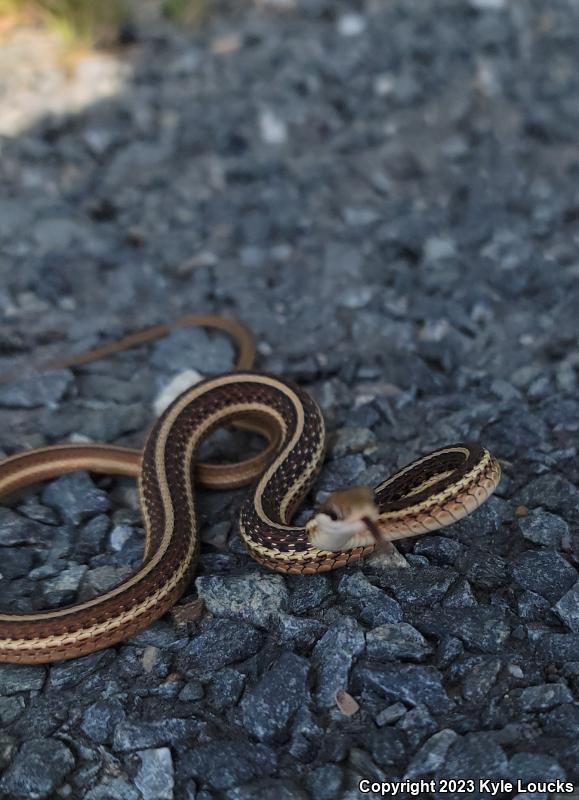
[0,319,501,663]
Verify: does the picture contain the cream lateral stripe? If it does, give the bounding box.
[0,454,140,495]
[0,568,187,650]
[251,378,309,531]
[403,469,455,497]
[373,446,472,493]
[0,443,139,466]
[0,375,277,622]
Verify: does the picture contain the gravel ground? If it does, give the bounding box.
[1,0,579,798]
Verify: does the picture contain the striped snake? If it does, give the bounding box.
[0,316,501,663]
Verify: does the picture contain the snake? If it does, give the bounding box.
[0,316,501,663]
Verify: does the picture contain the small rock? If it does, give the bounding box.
[0,696,25,725]
[378,566,455,606]
[241,652,309,743]
[459,549,509,590]
[208,668,245,711]
[0,548,33,580]
[354,665,451,713]
[416,607,510,653]
[366,623,432,662]
[0,739,75,799]
[517,589,551,620]
[337,13,366,36]
[0,664,45,694]
[178,681,204,702]
[337,571,383,600]
[508,752,566,783]
[437,733,508,782]
[330,427,376,458]
[43,562,87,606]
[178,740,277,791]
[436,635,464,668]
[335,689,360,716]
[135,748,174,800]
[535,632,579,664]
[442,578,478,608]
[42,472,110,525]
[338,571,403,625]
[0,370,73,408]
[462,657,501,703]
[81,699,126,744]
[109,524,135,551]
[275,613,326,650]
[178,618,264,673]
[515,683,573,712]
[541,703,579,736]
[375,702,407,726]
[76,514,110,557]
[259,108,288,146]
[511,550,577,602]
[288,574,333,614]
[49,651,111,689]
[312,616,365,708]
[518,509,570,548]
[397,703,437,748]
[306,764,344,800]
[315,455,366,494]
[424,237,456,261]
[18,502,60,526]
[0,508,49,546]
[80,565,133,600]
[469,0,505,8]
[554,580,579,633]
[414,536,463,566]
[113,719,202,753]
[151,328,234,376]
[515,475,579,523]
[368,726,406,768]
[153,370,202,416]
[405,729,459,778]
[195,573,288,627]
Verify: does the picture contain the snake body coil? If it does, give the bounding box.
[0,321,500,663]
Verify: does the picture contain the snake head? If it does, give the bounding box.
[306,486,382,551]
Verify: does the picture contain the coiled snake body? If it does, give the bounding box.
[0,317,500,663]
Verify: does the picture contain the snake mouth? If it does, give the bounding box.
[362,516,382,543]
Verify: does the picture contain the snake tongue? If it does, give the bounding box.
[362,516,382,543]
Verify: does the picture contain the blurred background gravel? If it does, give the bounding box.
[1,1,579,798]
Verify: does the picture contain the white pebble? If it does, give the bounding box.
[469,0,505,8]
[259,108,288,145]
[338,13,367,37]
[154,369,203,416]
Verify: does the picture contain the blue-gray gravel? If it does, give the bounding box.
[1,0,579,796]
